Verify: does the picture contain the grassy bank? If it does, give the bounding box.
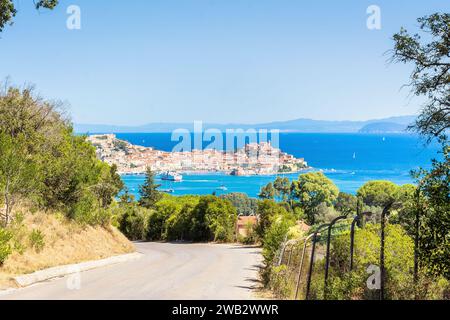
[0,210,134,289]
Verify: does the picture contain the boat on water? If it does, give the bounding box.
[161,171,183,182]
[217,185,228,191]
[160,188,175,194]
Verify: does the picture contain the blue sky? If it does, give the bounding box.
[0,0,448,125]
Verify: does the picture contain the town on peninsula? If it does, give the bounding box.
[87,134,309,176]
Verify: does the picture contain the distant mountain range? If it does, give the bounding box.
[74,115,416,134]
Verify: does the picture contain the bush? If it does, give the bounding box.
[0,228,12,265]
[69,192,112,226]
[220,193,258,216]
[29,229,45,253]
[115,201,152,241]
[269,265,293,299]
[164,200,197,241]
[204,197,237,242]
[150,196,186,240]
[320,223,448,300]
[256,199,291,241]
[261,214,296,285]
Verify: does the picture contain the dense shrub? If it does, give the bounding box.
[220,193,258,216]
[204,197,237,242]
[0,227,12,265]
[116,202,153,241]
[256,199,291,241]
[357,181,399,207]
[0,84,124,227]
[116,195,237,243]
[320,223,448,300]
[260,205,296,285]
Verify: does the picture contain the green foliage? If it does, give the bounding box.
[150,196,187,240]
[0,133,38,226]
[219,193,258,216]
[334,192,357,215]
[118,194,238,242]
[262,215,294,265]
[291,172,339,224]
[204,197,237,242]
[261,213,296,285]
[273,177,291,201]
[0,84,124,226]
[256,199,291,240]
[414,140,450,279]
[324,224,419,300]
[92,164,124,208]
[357,180,399,207]
[164,197,198,241]
[269,265,293,298]
[0,0,58,32]
[138,168,162,209]
[29,229,45,253]
[0,227,12,265]
[35,0,59,10]
[189,196,235,242]
[392,13,449,139]
[116,202,153,241]
[258,182,277,200]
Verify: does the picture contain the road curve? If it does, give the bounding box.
[1,242,263,300]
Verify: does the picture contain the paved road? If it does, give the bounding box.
[1,242,263,300]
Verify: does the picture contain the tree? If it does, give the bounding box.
[273,177,291,201]
[334,192,357,215]
[0,82,124,226]
[391,13,450,140]
[414,140,450,279]
[291,172,339,225]
[92,164,124,208]
[220,192,258,216]
[0,0,58,32]
[258,182,277,200]
[0,133,38,226]
[256,199,292,240]
[138,167,162,209]
[204,197,237,242]
[0,83,64,225]
[357,180,399,208]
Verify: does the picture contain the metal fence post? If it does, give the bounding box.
[294,233,315,300]
[305,224,329,300]
[324,215,348,299]
[350,212,372,271]
[380,201,394,301]
[350,215,359,271]
[277,234,289,266]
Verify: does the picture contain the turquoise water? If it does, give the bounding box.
[117,133,440,198]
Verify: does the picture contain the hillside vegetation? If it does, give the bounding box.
[0,83,134,287]
[0,209,133,289]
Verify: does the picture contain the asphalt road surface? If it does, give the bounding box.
[1,242,263,300]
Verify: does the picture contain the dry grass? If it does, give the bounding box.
[0,211,134,290]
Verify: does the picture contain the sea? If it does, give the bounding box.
[116,133,441,199]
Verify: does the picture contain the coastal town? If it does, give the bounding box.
[87,134,309,176]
